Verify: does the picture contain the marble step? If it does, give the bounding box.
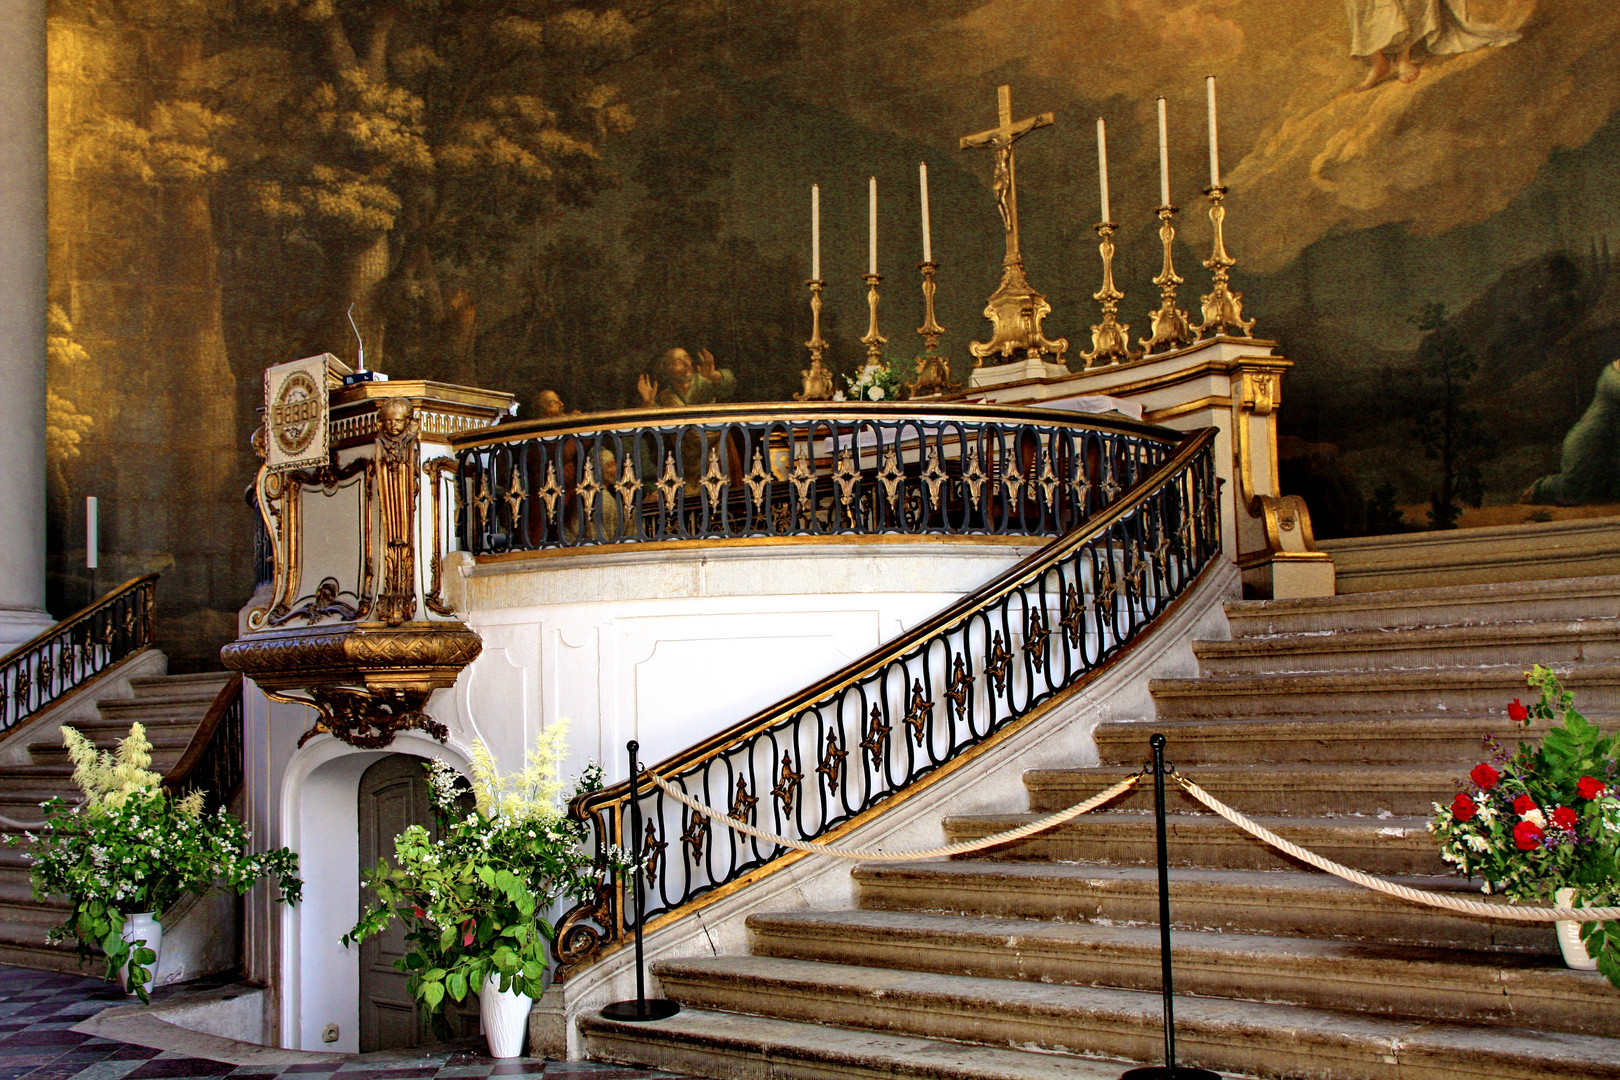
[852,862,1554,953]
[1148,663,1620,721]
[1023,763,1462,816]
[745,909,1620,1037]
[940,810,1446,875]
[25,729,193,766]
[647,955,1620,1080]
[126,672,233,699]
[1222,575,1620,637]
[1093,715,1550,766]
[580,1007,1163,1080]
[1192,620,1620,676]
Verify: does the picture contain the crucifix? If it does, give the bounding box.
[959,84,1068,365]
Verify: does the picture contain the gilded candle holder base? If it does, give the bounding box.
[1080,222,1141,369]
[1192,186,1256,338]
[860,272,888,369]
[1139,204,1195,355]
[917,261,945,352]
[795,279,835,401]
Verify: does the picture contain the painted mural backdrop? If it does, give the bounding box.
[46,0,1620,667]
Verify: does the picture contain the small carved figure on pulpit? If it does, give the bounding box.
[795,357,836,401]
[375,397,420,626]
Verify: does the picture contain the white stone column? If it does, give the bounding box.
[0,0,54,649]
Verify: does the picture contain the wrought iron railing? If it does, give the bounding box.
[452,404,1180,555]
[551,428,1221,979]
[0,574,157,734]
[162,673,245,817]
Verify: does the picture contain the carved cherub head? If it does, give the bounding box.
[377,397,414,437]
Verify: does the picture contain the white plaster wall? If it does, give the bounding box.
[448,541,1042,787]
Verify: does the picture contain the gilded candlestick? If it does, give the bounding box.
[1192,185,1256,338]
[860,272,888,370]
[806,279,828,362]
[795,278,835,401]
[1139,204,1194,354]
[1080,222,1140,369]
[917,261,945,351]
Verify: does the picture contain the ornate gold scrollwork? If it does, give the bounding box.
[1024,609,1050,673]
[860,703,891,767]
[680,809,710,863]
[641,823,668,887]
[816,732,848,794]
[423,457,459,617]
[922,447,947,510]
[1060,584,1087,648]
[903,680,933,745]
[878,449,904,509]
[985,631,1012,696]
[771,752,803,815]
[729,776,758,823]
[945,656,974,721]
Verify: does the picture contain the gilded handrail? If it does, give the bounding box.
[551,428,1220,979]
[0,574,158,734]
[162,672,245,817]
[452,403,1183,558]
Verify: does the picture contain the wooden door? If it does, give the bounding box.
[357,754,435,1052]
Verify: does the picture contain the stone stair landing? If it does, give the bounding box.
[582,574,1620,1080]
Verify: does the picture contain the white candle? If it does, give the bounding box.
[919,163,932,264]
[1097,118,1111,222]
[868,176,878,275]
[1207,76,1220,188]
[86,496,98,570]
[1157,97,1170,207]
[812,184,821,280]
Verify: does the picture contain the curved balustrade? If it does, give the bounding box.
[0,575,157,734]
[451,404,1183,556]
[163,673,245,817]
[549,428,1220,980]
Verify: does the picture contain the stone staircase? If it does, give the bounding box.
[581,574,1620,1080]
[0,670,233,972]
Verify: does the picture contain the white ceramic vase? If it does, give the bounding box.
[1554,887,1599,971]
[481,972,533,1058]
[118,912,164,994]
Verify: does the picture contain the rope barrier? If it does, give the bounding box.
[643,770,1139,861]
[640,765,1617,923]
[1177,775,1620,923]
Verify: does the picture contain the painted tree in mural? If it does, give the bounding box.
[185,0,680,370]
[1410,302,1494,530]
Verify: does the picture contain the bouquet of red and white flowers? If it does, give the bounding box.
[1429,665,1619,984]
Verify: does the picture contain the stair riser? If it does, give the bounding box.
[1223,582,1620,635]
[1024,775,1457,816]
[853,871,1553,953]
[26,746,187,768]
[653,970,1617,1080]
[1094,725,1516,766]
[746,924,1617,1038]
[1150,682,1620,722]
[1193,633,1620,677]
[91,701,221,723]
[941,820,1447,875]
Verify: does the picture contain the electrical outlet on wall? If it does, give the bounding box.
[321,1024,339,1043]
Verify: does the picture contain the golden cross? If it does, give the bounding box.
[959,84,1054,263]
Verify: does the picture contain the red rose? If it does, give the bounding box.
[1470,763,1500,791]
[1550,806,1578,831]
[1507,698,1529,724]
[1513,794,1537,816]
[1512,820,1545,850]
[1450,793,1478,822]
[1577,776,1606,800]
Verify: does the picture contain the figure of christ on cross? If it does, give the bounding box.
[959,84,1054,267]
[958,85,1067,365]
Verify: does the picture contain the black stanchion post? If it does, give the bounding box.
[1121,734,1220,1080]
[599,740,680,1022]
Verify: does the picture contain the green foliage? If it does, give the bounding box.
[4,725,302,1001]
[1428,666,1620,986]
[344,731,607,1025]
